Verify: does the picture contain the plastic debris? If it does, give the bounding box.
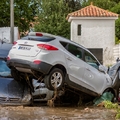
[93,92,114,106]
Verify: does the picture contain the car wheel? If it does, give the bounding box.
[11,68,23,81]
[44,68,64,90]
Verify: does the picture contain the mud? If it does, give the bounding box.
[0,103,117,120]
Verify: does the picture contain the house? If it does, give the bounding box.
[0,27,19,43]
[66,3,118,66]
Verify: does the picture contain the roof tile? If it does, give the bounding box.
[67,4,118,20]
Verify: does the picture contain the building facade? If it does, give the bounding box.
[67,4,118,66]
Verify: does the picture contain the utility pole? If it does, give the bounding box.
[10,0,14,43]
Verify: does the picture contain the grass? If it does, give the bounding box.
[104,100,120,119]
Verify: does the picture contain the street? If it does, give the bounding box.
[0,102,116,120]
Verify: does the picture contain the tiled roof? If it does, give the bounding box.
[66,4,118,20]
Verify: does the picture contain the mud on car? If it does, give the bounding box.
[7,32,120,101]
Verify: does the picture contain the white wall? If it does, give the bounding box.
[113,44,120,64]
[0,27,18,43]
[70,17,116,66]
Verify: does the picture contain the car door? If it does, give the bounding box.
[63,43,86,85]
[83,50,111,94]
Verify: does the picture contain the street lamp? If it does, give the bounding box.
[10,0,14,43]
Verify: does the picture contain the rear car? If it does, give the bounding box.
[7,32,120,99]
[0,42,32,105]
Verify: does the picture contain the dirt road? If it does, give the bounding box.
[0,103,117,120]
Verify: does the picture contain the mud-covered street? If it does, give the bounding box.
[0,103,117,120]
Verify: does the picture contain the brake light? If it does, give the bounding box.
[37,44,58,50]
[13,41,17,45]
[36,33,43,36]
[28,32,43,36]
[33,60,41,64]
[7,56,10,60]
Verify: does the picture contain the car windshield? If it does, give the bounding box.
[0,60,11,77]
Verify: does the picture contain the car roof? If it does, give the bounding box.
[0,42,13,59]
[23,32,99,62]
[27,32,88,50]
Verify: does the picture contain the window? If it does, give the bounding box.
[67,44,82,59]
[21,36,55,42]
[78,24,81,36]
[84,51,99,69]
[60,41,68,48]
[60,42,83,59]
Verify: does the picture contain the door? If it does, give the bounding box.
[83,50,111,94]
[64,43,86,85]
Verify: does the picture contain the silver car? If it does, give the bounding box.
[7,32,120,99]
[32,79,53,101]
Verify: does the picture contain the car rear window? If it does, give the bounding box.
[21,36,55,42]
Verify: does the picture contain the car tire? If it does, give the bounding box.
[11,68,23,81]
[44,68,64,90]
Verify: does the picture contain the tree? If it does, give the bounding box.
[0,0,10,27]
[110,2,120,43]
[34,0,82,39]
[82,0,116,10]
[0,0,38,36]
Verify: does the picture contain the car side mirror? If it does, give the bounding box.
[99,65,107,74]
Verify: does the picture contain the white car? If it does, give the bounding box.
[7,32,120,99]
[32,79,53,101]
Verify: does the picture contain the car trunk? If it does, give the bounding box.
[13,40,42,57]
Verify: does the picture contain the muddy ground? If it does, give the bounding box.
[0,102,117,120]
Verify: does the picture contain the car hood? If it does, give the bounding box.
[0,43,13,58]
[0,77,25,99]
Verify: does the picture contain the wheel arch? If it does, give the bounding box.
[44,64,67,90]
[48,64,67,77]
[103,87,116,99]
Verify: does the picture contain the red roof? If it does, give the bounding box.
[67,4,118,20]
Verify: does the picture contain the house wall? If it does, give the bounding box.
[113,44,120,64]
[0,27,19,43]
[70,18,115,66]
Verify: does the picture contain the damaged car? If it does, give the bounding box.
[7,32,120,101]
[0,42,32,105]
[32,79,53,101]
[0,42,54,105]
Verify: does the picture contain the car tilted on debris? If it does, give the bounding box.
[0,42,32,105]
[0,42,54,105]
[7,32,120,101]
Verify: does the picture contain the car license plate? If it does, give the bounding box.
[18,46,31,50]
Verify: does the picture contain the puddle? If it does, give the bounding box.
[0,104,117,120]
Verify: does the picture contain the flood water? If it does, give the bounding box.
[0,103,117,120]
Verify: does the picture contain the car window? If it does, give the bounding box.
[0,60,11,77]
[84,51,99,69]
[67,44,82,59]
[21,36,55,42]
[60,41,68,48]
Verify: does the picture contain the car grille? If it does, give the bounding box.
[33,94,46,99]
[0,97,20,102]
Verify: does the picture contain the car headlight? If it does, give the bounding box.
[22,94,32,102]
